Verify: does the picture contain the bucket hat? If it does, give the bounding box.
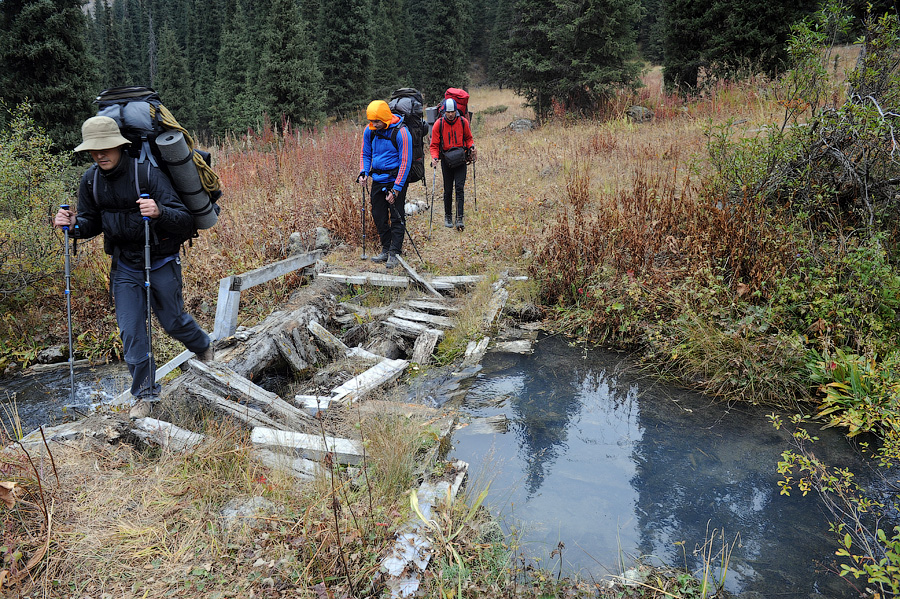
[73,116,131,152]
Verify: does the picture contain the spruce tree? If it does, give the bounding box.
[0,0,96,150]
[211,3,265,134]
[319,0,373,117]
[260,0,325,128]
[661,0,710,91]
[155,26,197,130]
[413,0,472,102]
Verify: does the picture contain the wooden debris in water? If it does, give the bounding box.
[494,339,534,354]
[461,337,490,368]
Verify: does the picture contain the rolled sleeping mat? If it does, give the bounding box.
[155,130,218,229]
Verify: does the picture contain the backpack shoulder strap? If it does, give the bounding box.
[134,158,151,197]
[89,164,99,205]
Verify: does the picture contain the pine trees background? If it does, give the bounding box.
[0,0,892,145]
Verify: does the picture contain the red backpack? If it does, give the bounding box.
[444,88,471,120]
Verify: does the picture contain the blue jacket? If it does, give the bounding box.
[359,115,412,193]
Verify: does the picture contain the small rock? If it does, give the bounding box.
[288,232,305,255]
[315,227,331,251]
[36,345,65,364]
[508,119,535,133]
[626,106,654,123]
[219,496,283,530]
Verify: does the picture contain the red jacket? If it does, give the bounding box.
[429,115,474,161]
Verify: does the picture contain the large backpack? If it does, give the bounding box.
[93,86,221,235]
[444,88,472,121]
[387,88,426,184]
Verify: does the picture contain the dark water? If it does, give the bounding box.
[445,334,889,598]
[0,362,131,433]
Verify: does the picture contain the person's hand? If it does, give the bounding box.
[137,196,161,219]
[54,208,75,229]
[386,189,396,204]
[470,147,478,163]
[357,174,367,186]
[431,158,439,168]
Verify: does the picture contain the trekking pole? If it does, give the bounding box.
[472,161,478,212]
[360,183,368,260]
[61,204,75,406]
[384,188,424,264]
[141,194,154,389]
[429,165,436,239]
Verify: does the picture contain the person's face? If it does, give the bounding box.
[369,119,387,130]
[445,110,458,122]
[89,146,123,171]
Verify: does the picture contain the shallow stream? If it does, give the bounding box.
[437,334,890,598]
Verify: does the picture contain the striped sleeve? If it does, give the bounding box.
[392,126,412,190]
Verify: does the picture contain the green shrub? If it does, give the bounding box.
[0,102,72,297]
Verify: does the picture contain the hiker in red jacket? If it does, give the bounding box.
[429,98,476,231]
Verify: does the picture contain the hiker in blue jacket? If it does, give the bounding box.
[53,116,213,420]
[357,100,412,269]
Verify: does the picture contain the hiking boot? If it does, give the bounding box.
[444,215,453,228]
[455,216,465,231]
[129,398,153,420]
[385,253,399,269]
[371,250,389,263]
[197,344,215,363]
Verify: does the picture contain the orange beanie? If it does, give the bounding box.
[366,100,393,129]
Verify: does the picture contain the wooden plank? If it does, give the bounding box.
[319,272,409,288]
[461,337,490,368]
[252,449,319,480]
[393,308,454,329]
[385,316,444,339]
[233,250,323,291]
[187,383,284,429]
[432,275,483,286]
[187,359,311,427]
[346,346,384,364]
[331,358,409,403]
[251,427,363,465]
[411,329,441,365]
[483,287,509,327]
[213,276,241,340]
[396,256,443,298]
[406,300,459,314]
[131,417,205,451]
[308,320,350,358]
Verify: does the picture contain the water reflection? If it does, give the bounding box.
[450,334,878,598]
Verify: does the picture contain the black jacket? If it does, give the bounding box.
[73,154,194,266]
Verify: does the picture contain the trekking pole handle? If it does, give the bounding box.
[140,194,150,221]
[60,204,70,231]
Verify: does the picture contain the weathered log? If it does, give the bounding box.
[252,448,319,480]
[494,339,534,354]
[275,329,311,373]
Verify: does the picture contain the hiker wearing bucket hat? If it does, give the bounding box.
[356,100,413,270]
[429,97,475,231]
[53,116,214,420]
